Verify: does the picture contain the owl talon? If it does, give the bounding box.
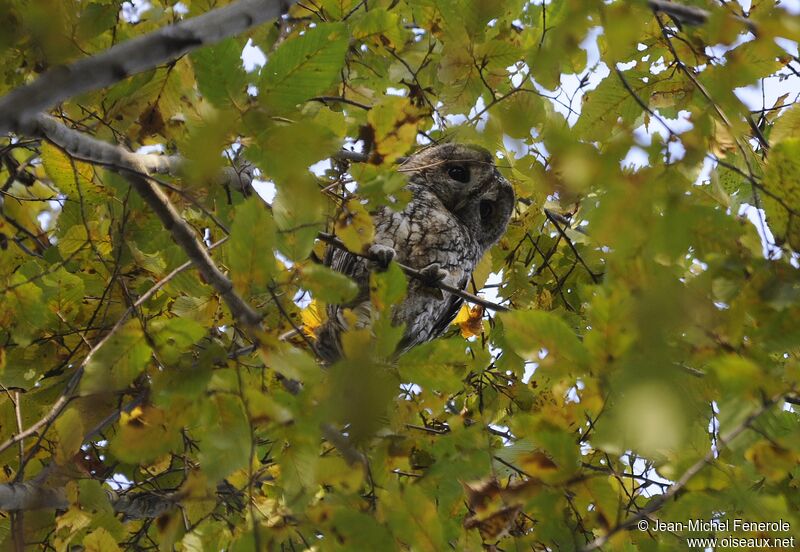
[368,244,396,271]
[419,262,448,287]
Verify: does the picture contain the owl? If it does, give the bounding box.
[315,143,515,363]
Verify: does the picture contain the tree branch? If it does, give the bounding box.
[0,481,67,511]
[28,114,254,192]
[646,0,756,33]
[0,238,227,459]
[122,172,262,326]
[579,393,784,552]
[0,0,299,133]
[544,209,600,284]
[27,114,262,326]
[646,0,710,25]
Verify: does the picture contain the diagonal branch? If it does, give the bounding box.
[544,209,600,284]
[646,0,710,25]
[0,238,228,459]
[122,172,262,326]
[0,0,299,133]
[579,393,784,552]
[26,114,262,325]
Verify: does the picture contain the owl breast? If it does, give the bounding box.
[373,189,481,346]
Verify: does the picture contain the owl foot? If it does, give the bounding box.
[367,244,396,271]
[418,262,448,287]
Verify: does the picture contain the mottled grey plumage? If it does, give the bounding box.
[316,143,514,363]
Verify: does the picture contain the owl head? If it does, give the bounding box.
[401,143,515,252]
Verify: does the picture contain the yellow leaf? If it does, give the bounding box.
[300,299,325,336]
[709,119,736,157]
[335,199,375,253]
[367,97,427,164]
[518,450,559,478]
[453,304,484,338]
[745,440,798,482]
[40,143,95,197]
[83,528,121,552]
[763,139,800,249]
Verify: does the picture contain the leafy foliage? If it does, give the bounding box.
[0,0,799,550]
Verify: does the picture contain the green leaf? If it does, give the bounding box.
[501,310,589,372]
[76,2,118,41]
[367,97,426,164]
[573,73,643,141]
[2,274,50,347]
[228,197,276,297]
[708,354,764,401]
[330,510,395,549]
[110,405,183,464]
[398,339,469,393]
[150,317,206,364]
[335,199,375,253]
[300,263,359,304]
[42,268,85,323]
[54,406,84,464]
[191,38,248,108]
[198,394,251,481]
[179,112,236,185]
[352,9,404,48]
[40,143,94,198]
[80,320,152,394]
[259,23,349,110]
[272,172,327,261]
[83,527,121,552]
[494,91,544,139]
[325,356,397,443]
[762,138,800,249]
[253,120,341,180]
[369,261,407,312]
[771,104,800,145]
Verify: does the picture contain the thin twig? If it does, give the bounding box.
[0,238,226,457]
[316,232,511,312]
[579,394,783,552]
[310,96,371,110]
[543,210,600,284]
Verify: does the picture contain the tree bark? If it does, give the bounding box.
[0,0,298,133]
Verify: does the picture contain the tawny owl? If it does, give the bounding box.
[316,143,515,363]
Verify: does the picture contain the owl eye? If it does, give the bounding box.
[479,200,494,220]
[447,165,470,183]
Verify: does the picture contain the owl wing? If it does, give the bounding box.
[316,244,378,362]
[395,274,468,355]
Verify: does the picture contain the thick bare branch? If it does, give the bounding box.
[1,477,234,518]
[0,482,68,511]
[0,474,176,516]
[646,0,710,25]
[0,0,298,133]
[28,114,253,192]
[122,172,262,326]
[27,114,262,326]
[646,0,756,33]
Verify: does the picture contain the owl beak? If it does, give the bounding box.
[453,178,503,212]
